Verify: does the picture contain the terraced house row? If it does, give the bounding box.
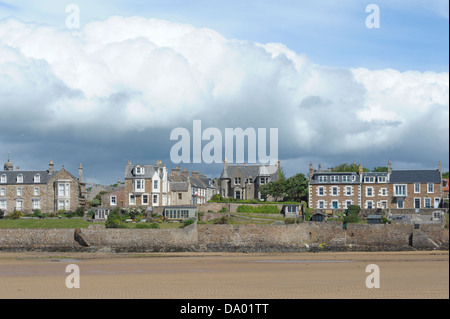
[308,161,444,211]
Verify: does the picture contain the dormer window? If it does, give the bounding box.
[0,174,6,183]
[135,166,145,175]
[17,174,23,183]
[34,174,40,183]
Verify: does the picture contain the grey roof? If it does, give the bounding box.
[0,170,57,184]
[220,164,279,181]
[125,163,157,179]
[310,172,360,184]
[390,170,441,183]
[363,172,388,177]
[170,182,189,191]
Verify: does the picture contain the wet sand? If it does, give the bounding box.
[0,251,448,299]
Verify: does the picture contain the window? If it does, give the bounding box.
[135,166,144,175]
[34,174,40,183]
[16,200,23,210]
[364,176,375,183]
[380,201,387,209]
[378,176,387,183]
[318,176,327,183]
[345,186,352,196]
[367,201,373,209]
[287,206,297,213]
[0,200,6,210]
[129,194,136,205]
[260,177,268,184]
[394,185,407,196]
[332,187,338,196]
[58,183,70,197]
[414,183,420,193]
[0,175,6,183]
[34,187,39,196]
[397,198,404,209]
[235,191,241,200]
[424,198,431,208]
[342,176,350,182]
[110,196,117,206]
[318,187,324,196]
[414,198,421,209]
[331,201,338,209]
[134,179,145,192]
[153,194,158,204]
[32,199,40,210]
[248,178,253,184]
[178,193,182,200]
[366,187,374,197]
[0,188,5,196]
[318,201,325,209]
[234,177,241,185]
[330,176,339,183]
[380,188,387,196]
[142,194,149,205]
[433,211,442,220]
[345,200,352,209]
[153,180,159,190]
[17,187,22,196]
[17,174,23,183]
[427,183,434,193]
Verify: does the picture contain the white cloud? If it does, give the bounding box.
[0,16,448,165]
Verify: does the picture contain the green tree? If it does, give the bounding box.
[285,173,308,202]
[372,166,388,172]
[105,207,122,228]
[331,163,369,172]
[443,172,449,179]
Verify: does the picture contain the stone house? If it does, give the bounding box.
[123,160,171,208]
[308,161,444,211]
[100,185,126,209]
[169,166,216,205]
[218,159,280,201]
[0,158,85,215]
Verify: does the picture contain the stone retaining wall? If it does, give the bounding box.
[0,223,448,252]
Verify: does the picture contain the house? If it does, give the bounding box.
[308,161,443,211]
[218,159,281,201]
[443,178,449,200]
[0,157,86,215]
[169,166,216,205]
[282,204,301,218]
[310,212,326,222]
[100,185,126,209]
[123,160,171,208]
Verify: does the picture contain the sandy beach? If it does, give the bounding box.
[0,250,448,299]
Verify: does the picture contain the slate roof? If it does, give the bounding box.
[0,170,58,185]
[310,172,360,184]
[124,163,157,179]
[390,170,441,183]
[220,164,279,181]
[170,182,189,191]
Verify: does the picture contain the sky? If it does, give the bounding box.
[0,0,448,185]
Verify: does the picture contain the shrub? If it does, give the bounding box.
[0,210,5,219]
[75,207,85,217]
[284,218,296,224]
[213,216,229,224]
[105,207,122,228]
[148,223,160,229]
[8,211,24,219]
[209,194,224,202]
[344,205,361,223]
[32,209,43,218]
[183,218,195,227]
[218,207,227,213]
[236,205,280,214]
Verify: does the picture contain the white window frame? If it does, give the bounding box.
[15,200,23,210]
[142,194,149,205]
[153,194,159,205]
[330,176,339,183]
[0,188,5,196]
[331,186,338,196]
[135,166,145,175]
[379,200,387,209]
[380,188,388,196]
[110,196,117,206]
[34,174,40,183]
[318,200,325,209]
[17,187,22,196]
[32,199,40,210]
[366,187,374,197]
[318,176,327,183]
[342,176,350,182]
[331,200,339,209]
[427,183,434,193]
[364,176,375,183]
[318,187,325,196]
[0,174,6,183]
[424,198,432,208]
[414,198,421,209]
[57,182,70,197]
[17,174,23,183]
[0,199,6,210]
[345,200,352,209]
[345,186,352,196]
[129,194,136,205]
[394,184,407,197]
[366,200,374,209]
[378,176,387,183]
[153,180,159,191]
[397,198,404,209]
[134,179,145,192]
[414,183,420,193]
[34,187,39,196]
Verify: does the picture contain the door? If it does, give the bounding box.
[434,198,440,208]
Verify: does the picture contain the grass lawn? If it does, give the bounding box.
[120,222,184,229]
[0,218,92,229]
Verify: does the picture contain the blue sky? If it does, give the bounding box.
[0,0,448,185]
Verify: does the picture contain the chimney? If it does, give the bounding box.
[49,160,54,174]
[388,160,392,174]
[192,171,199,178]
[318,164,322,172]
[309,162,314,177]
[118,178,121,184]
[182,169,189,178]
[438,161,442,173]
[15,166,19,171]
[358,164,363,175]
[224,157,228,168]
[78,163,83,183]
[171,166,181,176]
[277,160,280,169]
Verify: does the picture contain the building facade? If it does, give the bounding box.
[308,161,443,211]
[218,159,280,201]
[0,158,85,215]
